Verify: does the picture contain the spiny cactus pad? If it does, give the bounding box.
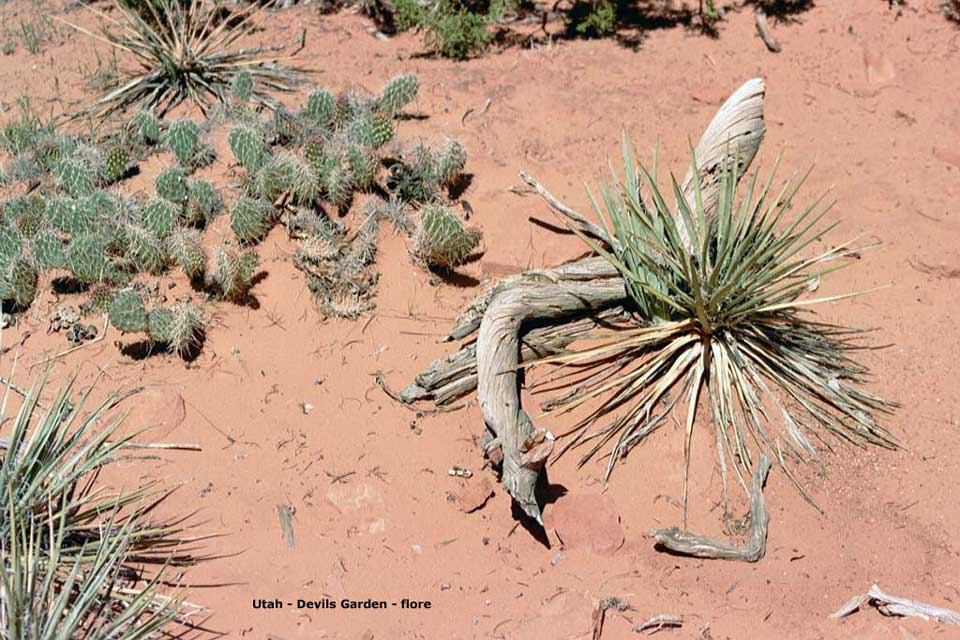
[132,109,163,144]
[230,196,275,244]
[57,158,96,197]
[30,228,66,269]
[379,74,419,114]
[186,179,223,225]
[147,306,175,343]
[66,233,108,283]
[232,70,254,103]
[105,147,131,183]
[212,246,259,301]
[166,119,200,166]
[228,125,268,172]
[141,196,180,238]
[414,204,481,269]
[0,256,38,308]
[438,139,467,186]
[108,288,148,333]
[165,227,206,278]
[122,223,166,273]
[155,167,188,204]
[303,89,336,128]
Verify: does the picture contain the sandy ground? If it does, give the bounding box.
[2,0,960,638]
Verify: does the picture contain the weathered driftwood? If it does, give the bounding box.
[677,77,766,251]
[405,79,767,524]
[651,453,771,562]
[832,585,960,625]
[401,307,632,405]
[634,614,684,634]
[754,7,782,53]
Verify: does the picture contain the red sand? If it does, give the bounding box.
[2,1,960,638]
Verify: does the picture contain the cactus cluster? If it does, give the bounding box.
[108,287,204,356]
[209,246,259,302]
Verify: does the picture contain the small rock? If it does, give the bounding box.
[411,544,422,555]
[440,583,451,591]
[454,475,494,513]
[551,552,565,566]
[448,465,472,478]
[302,402,314,415]
[544,493,625,556]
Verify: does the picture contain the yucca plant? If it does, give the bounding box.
[0,375,205,637]
[63,0,307,118]
[530,142,896,522]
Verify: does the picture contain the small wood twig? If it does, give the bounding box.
[518,171,616,249]
[634,614,684,635]
[832,584,960,625]
[276,504,296,549]
[754,7,782,53]
[651,453,771,562]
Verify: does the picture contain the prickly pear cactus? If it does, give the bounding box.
[303,137,325,172]
[30,228,66,268]
[378,74,419,114]
[168,302,204,356]
[437,139,467,186]
[270,108,302,145]
[132,108,163,145]
[212,246,259,301]
[141,196,179,238]
[87,284,115,311]
[414,203,481,269]
[66,233,108,283]
[165,227,206,278]
[147,306,175,343]
[166,119,200,166]
[0,256,38,309]
[231,69,254,103]
[108,288,148,333]
[346,145,378,190]
[57,158,95,197]
[122,223,166,273]
[105,147,130,183]
[0,225,23,265]
[155,167,188,204]
[370,114,394,149]
[185,179,223,225]
[228,125,268,172]
[321,157,355,210]
[45,197,94,234]
[230,196,274,244]
[303,89,336,127]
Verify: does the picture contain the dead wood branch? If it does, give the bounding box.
[651,453,771,561]
[832,584,960,625]
[401,307,632,405]
[478,277,628,522]
[754,7,782,53]
[518,171,616,249]
[677,78,766,250]
[634,614,684,634]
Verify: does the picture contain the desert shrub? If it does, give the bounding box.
[0,378,202,637]
[392,0,491,59]
[64,0,307,117]
[567,0,617,37]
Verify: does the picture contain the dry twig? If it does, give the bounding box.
[832,584,960,625]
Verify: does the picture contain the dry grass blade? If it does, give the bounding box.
[525,140,896,522]
[61,0,308,118]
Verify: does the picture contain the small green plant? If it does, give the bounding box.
[425,1,492,59]
[413,203,481,269]
[104,146,131,182]
[568,0,617,37]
